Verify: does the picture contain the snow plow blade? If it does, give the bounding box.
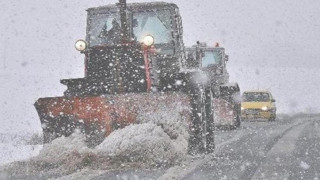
[213,98,236,127]
[214,83,241,128]
[34,93,191,145]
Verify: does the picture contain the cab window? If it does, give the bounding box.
[202,51,222,67]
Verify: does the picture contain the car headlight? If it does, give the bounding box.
[142,35,154,47]
[75,39,87,52]
[261,106,268,111]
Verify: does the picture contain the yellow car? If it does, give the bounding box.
[241,90,276,121]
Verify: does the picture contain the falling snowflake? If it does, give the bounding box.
[300,161,310,170]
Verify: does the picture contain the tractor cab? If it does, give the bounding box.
[186,42,230,86]
[186,42,227,69]
[186,43,241,128]
[85,2,182,55]
[61,2,186,96]
[35,0,215,154]
[201,44,226,68]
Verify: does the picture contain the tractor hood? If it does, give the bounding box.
[61,43,148,96]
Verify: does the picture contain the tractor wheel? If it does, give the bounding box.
[268,116,273,121]
[188,84,215,155]
[234,102,241,128]
[234,113,241,128]
[188,84,206,155]
[205,88,215,153]
[269,112,276,121]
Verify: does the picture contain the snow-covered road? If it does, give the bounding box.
[92,115,320,180]
[1,114,320,180]
[185,115,320,180]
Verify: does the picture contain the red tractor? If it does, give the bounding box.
[35,0,215,154]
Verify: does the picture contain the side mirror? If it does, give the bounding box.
[225,55,229,62]
[132,19,138,28]
[271,99,276,102]
[201,51,205,58]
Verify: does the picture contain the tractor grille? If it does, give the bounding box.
[63,44,148,96]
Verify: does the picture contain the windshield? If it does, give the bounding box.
[132,9,172,44]
[88,13,121,46]
[202,50,222,67]
[88,9,173,47]
[242,92,270,102]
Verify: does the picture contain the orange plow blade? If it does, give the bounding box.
[35,92,191,145]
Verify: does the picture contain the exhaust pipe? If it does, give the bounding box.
[118,0,129,42]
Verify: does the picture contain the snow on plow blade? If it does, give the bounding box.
[34,92,191,145]
[213,98,236,127]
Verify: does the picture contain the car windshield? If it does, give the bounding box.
[242,92,270,102]
[202,50,222,67]
[88,9,173,47]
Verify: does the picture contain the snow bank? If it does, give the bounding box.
[136,99,190,143]
[1,131,93,178]
[2,105,189,178]
[0,143,42,166]
[35,130,90,162]
[95,123,187,166]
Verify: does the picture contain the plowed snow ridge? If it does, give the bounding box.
[2,104,190,178]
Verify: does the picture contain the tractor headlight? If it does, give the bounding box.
[142,35,154,47]
[261,106,268,111]
[75,39,87,52]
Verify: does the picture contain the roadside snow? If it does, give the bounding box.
[0,143,42,166]
[36,130,91,162]
[1,131,93,178]
[2,123,188,178]
[1,93,190,178]
[2,119,189,178]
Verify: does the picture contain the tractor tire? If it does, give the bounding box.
[188,84,206,155]
[234,113,241,128]
[234,102,241,128]
[188,84,215,155]
[269,113,276,121]
[205,88,215,153]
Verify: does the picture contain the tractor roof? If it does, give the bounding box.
[186,46,225,52]
[87,2,178,14]
[186,42,225,52]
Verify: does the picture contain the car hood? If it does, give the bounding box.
[241,102,271,109]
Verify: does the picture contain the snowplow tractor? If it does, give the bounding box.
[35,1,214,154]
[186,42,241,129]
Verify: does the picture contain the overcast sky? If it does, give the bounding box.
[1,0,320,133]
